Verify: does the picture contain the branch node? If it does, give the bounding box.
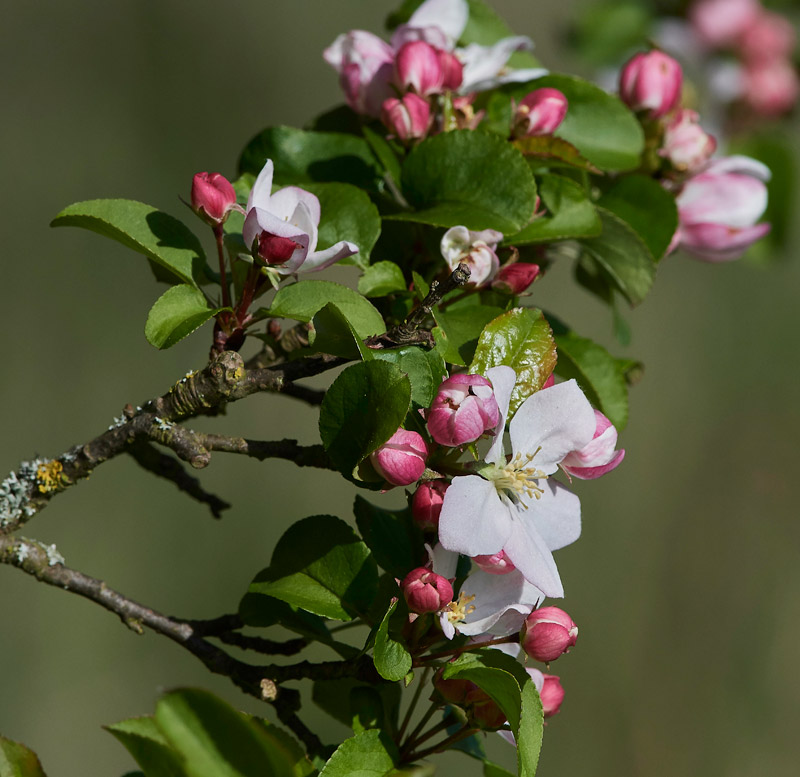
[260,678,278,701]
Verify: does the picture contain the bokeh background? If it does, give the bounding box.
[1,1,798,775]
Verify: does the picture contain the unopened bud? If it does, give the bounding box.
[473,550,516,575]
[427,374,500,447]
[381,93,431,142]
[370,429,429,486]
[412,480,449,531]
[619,51,683,119]
[395,40,444,96]
[257,232,303,265]
[191,172,237,225]
[438,49,464,91]
[660,109,716,173]
[521,606,578,663]
[513,88,568,137]
[491,263,541,294]
[561,410,625,480]
[539,673,565,717]
[402,567,454,614]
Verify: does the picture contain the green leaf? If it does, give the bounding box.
[310,303,372,360]
[106,716,187,777]
[517,677,545,777]
[358,262,407,298]
[301,182,382,267]
[483,763,515,777]
[319,361,412,476]
[513,135,601,173]
[144,284,224,349]
[506,174,601,245]
[319,730,397,777]
[270,280,386,339]
[313,678,401,733]
[250,720,316,777]
[553,331,629,430]
[574,1,652,67]
[249,515,378,621]
[354,496,421,578]
[363,126,403,189]
[598,175,678,259]
[579,208,656,306]
[154,688,298,777]
[509,74,644,171]
[0,736,48,777]
[372,346,447,408]
[51,199,209,286]
[470,308,557,417]
[238,126,379,189]
[434,303,506,367]
[373,601,412,682]
[389,131,537,233]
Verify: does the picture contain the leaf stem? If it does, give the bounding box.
[398,666,431,741]
[213,223,232,310]
[405,725,479,763]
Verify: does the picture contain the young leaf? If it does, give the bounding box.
[434,303,506,367]
[144,284,225,350]
[373,600,412,682]
[358,261,407,298]
[51,199,209,286]
[0,736,48,777]
[249,515,378,621]
[319,361,412,476]
[362,126,403,189]
[579,208,656,306]
[371,346,447,408]
[354,496,421,578]
[484,763,515,777]
[105,716,188,777]
[470,307,557,417]
[313,678,401,733]
[319,730,398,777]
[271,280,386,339]
[505,174,602,245]
[513,135,601,173]
[310,303,373,361]
[389,131,537,233]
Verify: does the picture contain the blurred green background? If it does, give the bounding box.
[1,1,798,775]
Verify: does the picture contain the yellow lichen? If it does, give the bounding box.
[36,460,64,494]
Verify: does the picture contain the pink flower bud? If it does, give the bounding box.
[395,41,445,96]
[491,263,541,294]
[438,49,464,91]
[473,550,516,575]
[381,94,431,142]
[191,172,237,225]
[427,374,500,447]
[619,51,683,119]
[256,232,304,266]
[740,12,796,64]
[401,567,454,614]
[561,410,625,480]
[539,674,565,717]
[521,606,578,663]
[660,109,716,173]
[440,226,503,287]
[370,429,428,486]
[690,0,761,49]
[513,88,569,137]
[464,687,507,730]
[412,480,449,531]
[742,59,800,117]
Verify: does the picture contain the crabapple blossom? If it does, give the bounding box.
[741,59,800,117]
[619,51,683,119]
[513,88,568,137]
[438,367,596,598]
[370,428,429,486]
[401,567,454,614]
[689,0,761,49]
[491,263,541,295]
[412,480,449,531]
[440,226,502,287]
[427,373,500,447]
[521,606,578,662]
[740,11,796,64]
[381,93,431,142]
[243,160,358,274]
[191,172,237,225]
[395,41,444,95]
[660,109,717,173]
[561,410,625,480]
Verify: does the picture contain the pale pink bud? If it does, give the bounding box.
[740,12,796,64]
[539,674,565,717]
[561,410,625,480]
[401,567,454,614]
[619,51,683,119]
[381,94,431,142]
[513,88,569,137]
[473,550,516,575]
[690,0,761,49]
[191,172,237,225]
[370,429,428,486]
[742,59,800,117]
[438,49,464,91]
[395,41,445,96]
[521,606,578,663]
[491,263,541,294]
[440,226,503,287]
[427,374,500,447]
[660,109,716,173]
[412,480,449,532]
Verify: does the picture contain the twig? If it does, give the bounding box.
[405,725,479,763]
[200,435,332,468]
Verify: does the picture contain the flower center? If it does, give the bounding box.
[444,592,476,625]
[488,448,547,507]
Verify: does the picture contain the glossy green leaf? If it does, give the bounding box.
[0,736,48,777]
[470,307,557,417]
[506,174,601,245]
[513,135,600,173]
[249,515,378,621]
[362,126,403,188]
[599,175,678,259]
[371,346,447,408]
[319,730,397,777]
[319,361,412,476]
[373,600,412,682]
[434,303,506,367]
[354,496,421,578]
[154,688,297,777]
[310,303,372,360]
[250,720,316,777]
[271,280,386,339]
[106,717,187,777]
[483,763,515,777]
[313,678,401,733]
[144,284,224,349]
[554,331,629,429]
[390,131,537,233]
[358,261,407,298]
[579,208,656,306]
[238,126,380,189]
[51,199,209,286]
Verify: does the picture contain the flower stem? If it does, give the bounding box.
[398,666,431,741]
[401,700,439,754]
[213,224,232,310]
[236,263,261,325]
[413,634,518,667]
[405,725,479,763]
[402,716,450,756]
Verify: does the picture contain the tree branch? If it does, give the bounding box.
[200,435,332,468]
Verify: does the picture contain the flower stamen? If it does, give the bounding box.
[444,592,476,625]
[489,447,547,507]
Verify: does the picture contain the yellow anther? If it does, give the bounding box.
[490,447,547,507]
[445,592,477,624]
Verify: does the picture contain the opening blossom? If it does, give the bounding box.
[561,410,625,480]
[427,373,500,447]
[441,226,503,287]
[438,367,596,598]
[370,428,429,486]
[243,160,358,275]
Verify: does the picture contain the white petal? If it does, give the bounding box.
[294,240,359,274]
[502,516,564,598]
[509,379,595,473]
[483,365,516,465]
[458,569,543,636]
[465,67,549,93]
[432,544,459,579]
[438,475,512,557]
[706,154,771,181]
[269,186,321,226]
[458,36,535,92]
[407,0,468,45]
[524,479,581,551]
[247,159,274,213]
